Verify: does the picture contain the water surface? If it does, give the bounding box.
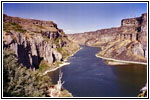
[60,45,147,97]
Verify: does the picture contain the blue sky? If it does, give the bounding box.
[3,3,147,34]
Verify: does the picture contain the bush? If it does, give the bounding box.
[38,60,51,73]
[3,22,26,33]
[3,48,53,97]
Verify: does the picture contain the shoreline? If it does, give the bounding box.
[70,47,83,57]
[95,54,147,65]
[89,45,147,65]
[42,47,82,97]
[42,47,82,76]
[64,47,82,62]
[42,62,70,76]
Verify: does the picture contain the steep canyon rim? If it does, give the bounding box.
[2,4,148,97]
[51,45,147,97]
[48,12,148,97]
[65,13,148,97]
[68,13,147,64]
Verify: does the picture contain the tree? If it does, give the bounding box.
[3,48,53,97]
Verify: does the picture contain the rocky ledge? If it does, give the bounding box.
[3,14,80,70]
[3,14,80,97]
[68,13,147,63]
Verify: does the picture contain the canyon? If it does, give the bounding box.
[3,14,81,97]
[68,13,147,63]
[3,14,80,69]
[3,13,147,97]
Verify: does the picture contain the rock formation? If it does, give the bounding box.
[46,71,72,97]
[3,14,79,69]
[68,13,147,63]
[138,83,147,97]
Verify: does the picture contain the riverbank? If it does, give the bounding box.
[42,47,82,76]
[64,47,83,61]
[96,54,147,65]
[61,45,147,97]
[42,47,82,97]
[42,62,70,76]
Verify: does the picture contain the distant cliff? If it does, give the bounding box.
[68,13,147,63]
[3,14,80,69]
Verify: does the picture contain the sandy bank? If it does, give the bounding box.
[43,47,82,76]
[96,54,147,65]
[42,62,70,76]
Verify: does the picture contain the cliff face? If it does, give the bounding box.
[3,14,79,69]
[68,13,147,63]
[68,28,119,46]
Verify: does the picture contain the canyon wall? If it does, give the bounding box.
[68,13,147,63]
[3,14,79,69]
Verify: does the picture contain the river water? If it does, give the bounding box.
[51,45,147,97]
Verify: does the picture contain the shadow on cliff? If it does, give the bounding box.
[17,44,43,69]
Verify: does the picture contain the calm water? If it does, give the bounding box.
[51,45,147,97]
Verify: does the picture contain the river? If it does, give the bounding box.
[50,45,147,97]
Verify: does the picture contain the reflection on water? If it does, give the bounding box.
[49,45,147,97]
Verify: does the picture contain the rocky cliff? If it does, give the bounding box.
[68,13,147,63]
[3,14,79,69]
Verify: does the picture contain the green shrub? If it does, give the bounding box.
[38,60,51,73]
[3,22,26,33]
[3,48,52,97]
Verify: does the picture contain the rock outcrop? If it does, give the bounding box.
[68,13,147,63]
[3,14,79,69]
[46,72,72,97]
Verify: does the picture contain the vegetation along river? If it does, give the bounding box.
[50,45,147,97]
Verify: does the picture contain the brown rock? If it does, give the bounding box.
[3,14,80,68]
[68,13,147,63]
